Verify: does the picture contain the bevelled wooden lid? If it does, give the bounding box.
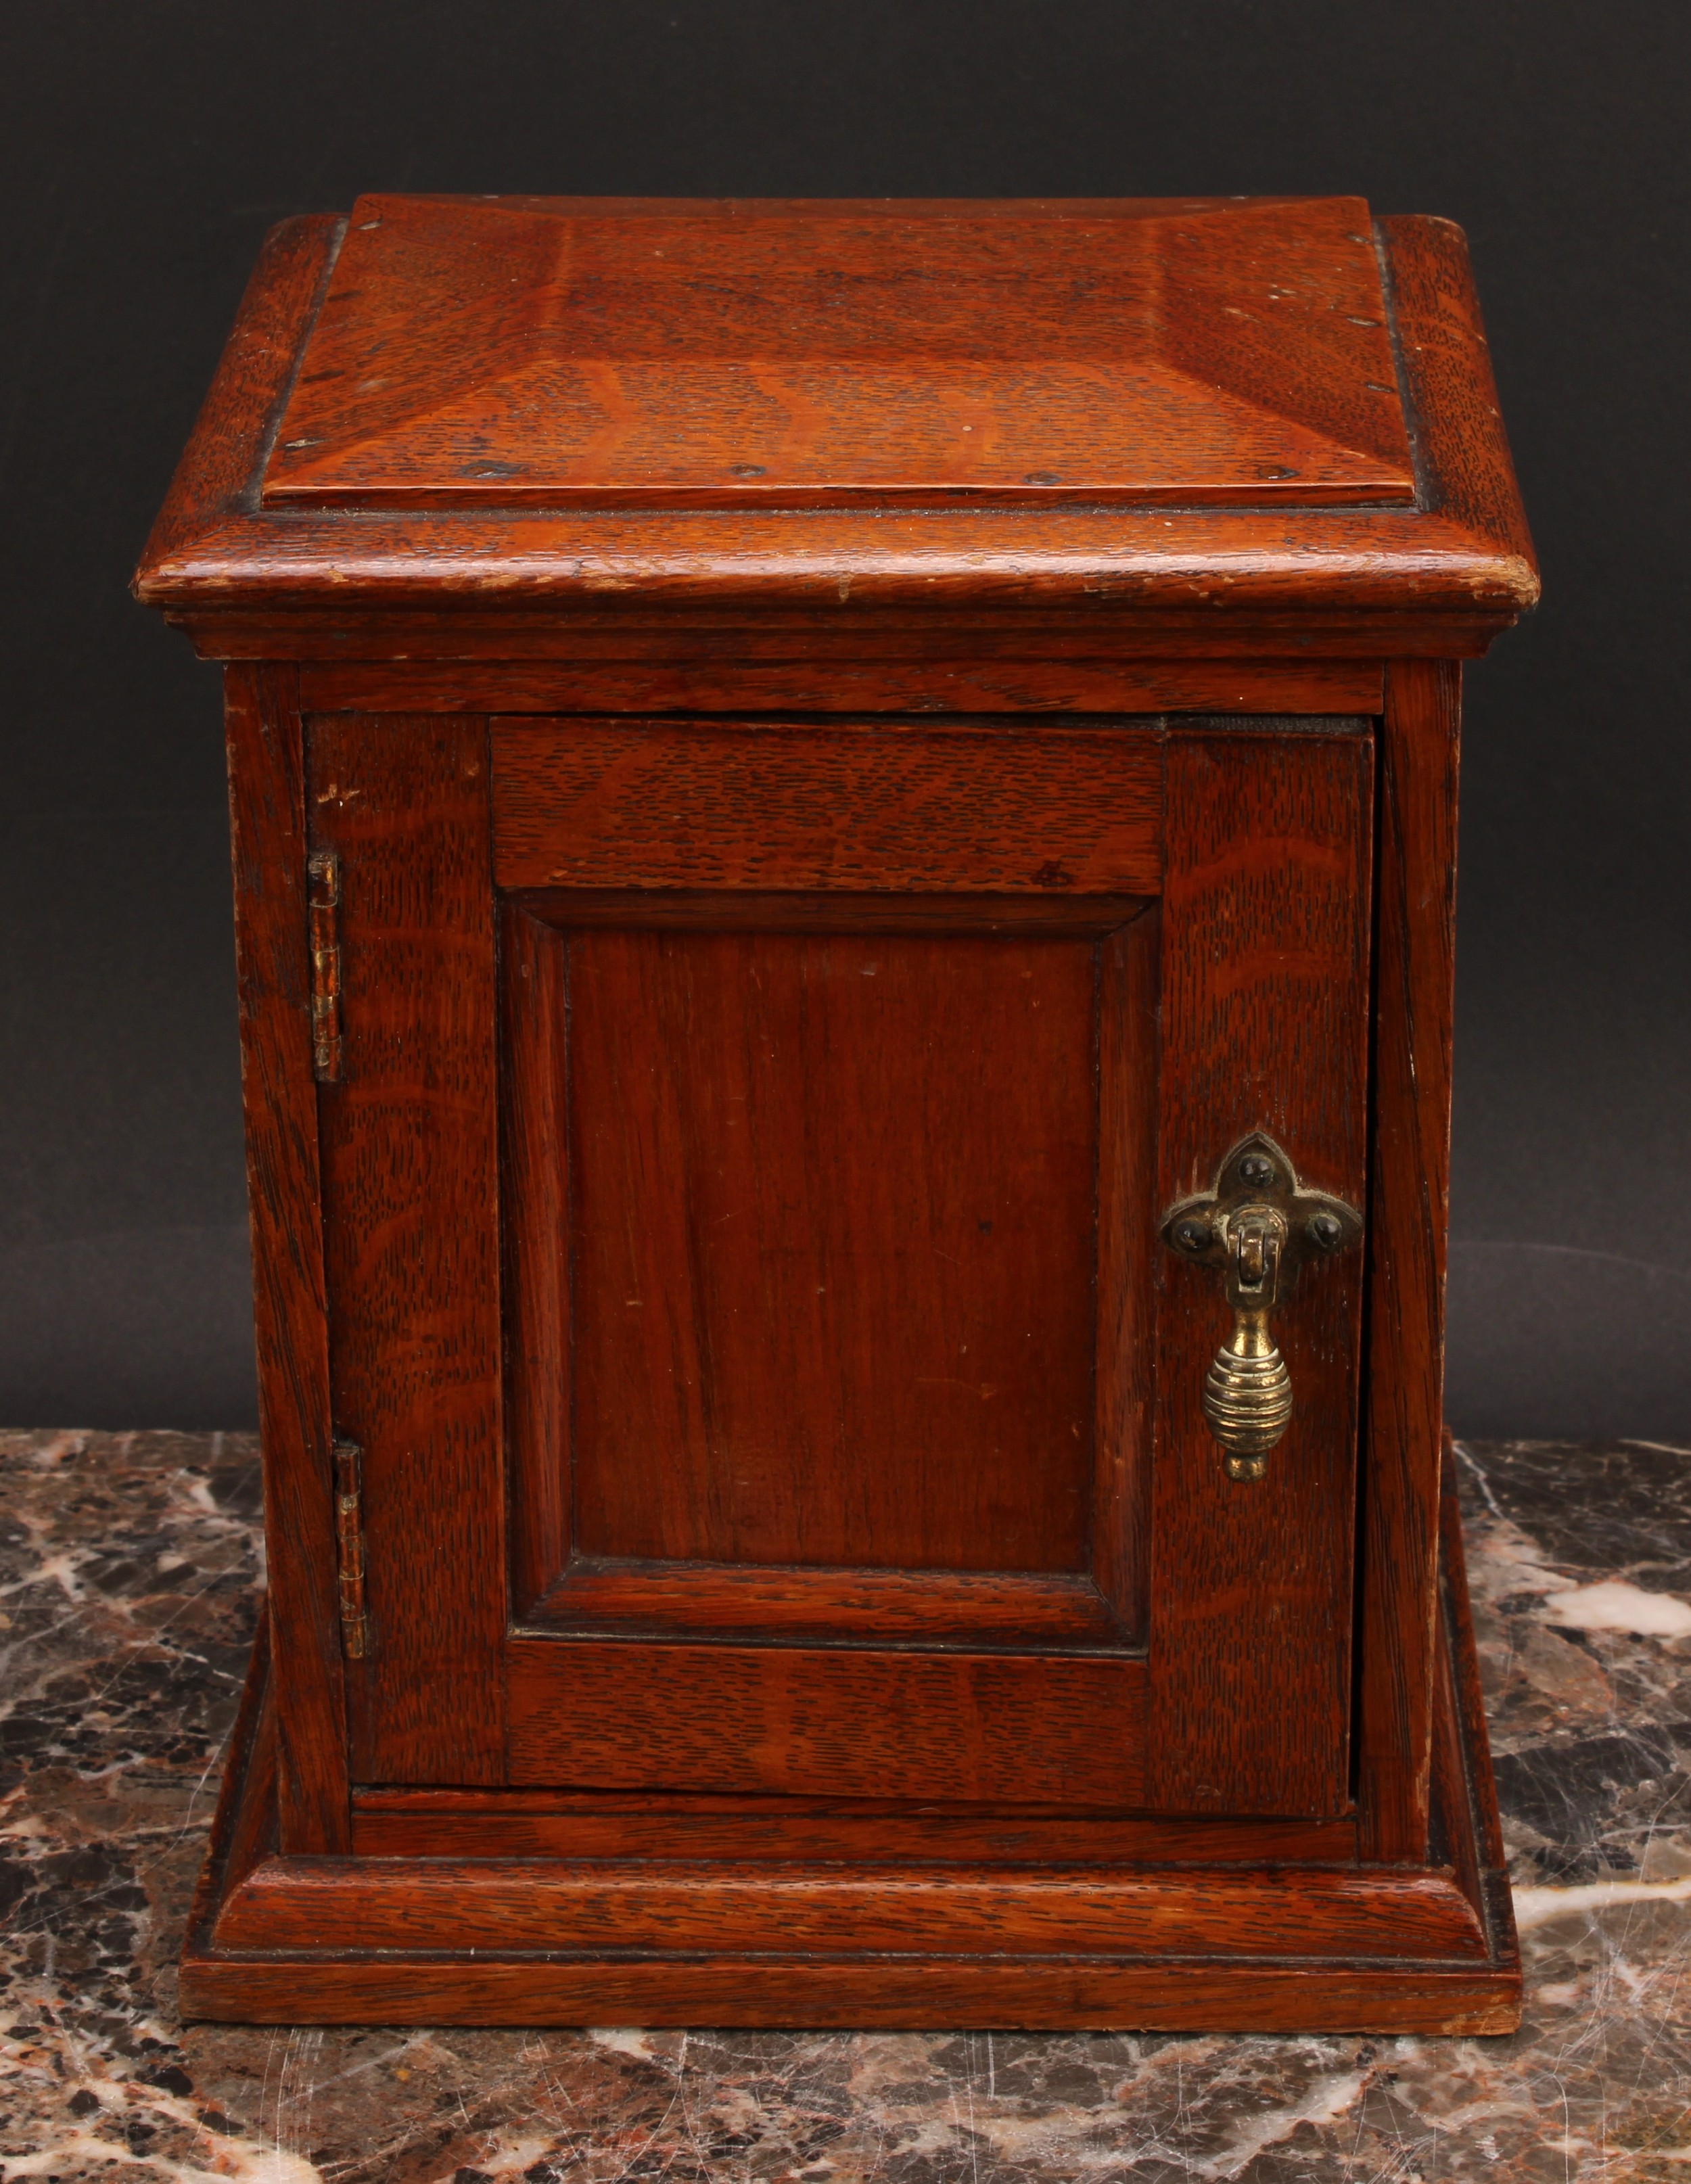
[135,195,1537,648]
[261,195,1415,511]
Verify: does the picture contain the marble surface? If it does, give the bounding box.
[3,1428,1691,2181]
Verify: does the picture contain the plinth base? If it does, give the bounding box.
[183,1457,1520,2032]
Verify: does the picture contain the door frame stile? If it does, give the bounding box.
[1146,720,1374,1817]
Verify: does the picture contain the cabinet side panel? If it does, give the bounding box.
[1356,661,1461,1860]
[223,662,348,1852]
[310,715,506,1782]
[1148,730,1373,1816]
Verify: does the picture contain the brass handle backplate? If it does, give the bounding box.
[1161,1133,1362,1481]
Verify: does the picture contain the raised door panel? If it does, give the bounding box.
[566,926,1098,1572]
[500,885,1158,1805]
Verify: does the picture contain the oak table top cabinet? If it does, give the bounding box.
[136,194,1538,2032]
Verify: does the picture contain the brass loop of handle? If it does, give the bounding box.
[1161,1133,1362,1483]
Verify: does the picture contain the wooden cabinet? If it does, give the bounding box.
[137,194,1537,2031]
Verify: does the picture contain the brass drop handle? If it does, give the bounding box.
[1161,1134,1362,1482]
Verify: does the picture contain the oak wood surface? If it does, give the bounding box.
[498,883,1157,1663]
[134,208,1537,634]
[516,889,1149,936]
[1431,1573,1483,1917]
[490,718,1163,893]
[499,906,571,1616]
[299,658,1387,718]
[262,195,1414,512]
[223,664,348,1853]
[180,610,1514,665]
[348,1788,1356,1865]
[176,1958,1523,2035]
[214,1859,1485,1960]
[308,716,507,1783]
[1440,1448,1510,1880]
[1437,1439,1520,1972]
[149,191,1534,2030]
[562,925,1101,1573]
[528,1562,1126,1648]
[1146,729,1373,1817]
[214,1607,278,1897]
[1094,913,1159,1629]
[182,1605,273,1961]
[504,1638,1149,1804]
[302,711,1372,1811]
[494,868,1163,1781]
[1378,216,1536,577]
[139,215,342,575]
[1356,661,1462,1862]
[180,1510,1519,2030]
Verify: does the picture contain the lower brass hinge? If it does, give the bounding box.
[307,850,343,1083]
[333,1437,369,1660]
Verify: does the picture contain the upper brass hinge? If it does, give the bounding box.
[306,850,343,1083]
[333,1437,369,1660]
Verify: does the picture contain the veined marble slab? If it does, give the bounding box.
[2,1428,1689,2181]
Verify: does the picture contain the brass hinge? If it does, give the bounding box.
[306,850,343,1083]
[333,1437,369,1660]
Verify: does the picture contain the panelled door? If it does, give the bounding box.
[309,711,1373,1819]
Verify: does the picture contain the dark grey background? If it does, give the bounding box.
[2,1,1686,1436]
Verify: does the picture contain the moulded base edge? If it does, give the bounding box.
[180,1459,1520,2032]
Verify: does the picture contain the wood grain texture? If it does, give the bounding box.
[181,1499,1519,2032]
[183,610,1512,666]
[517,889,1148,936]
[177,1956,1523,2035]
[1094,912,1158,1629]
[214,1859,1485,1960]
[223,663,348,1853]
[1356,662,1462,1863]
[299,658,1387,718]
[1146,728,1374,1817]
[491,718,1163,893]
[563,926,1100,1572]
[349,1789,1356,1865]
[528,1563,1125,1647]
[500,907,571,1615]
[505,1639,1148,1804]
[308,715,507,1783]
[138,216,342,567]
[182,1606,276,1964]
[262,195,1414,511]
[1437,1437,1520,1976]
[213,1607,277,1898]
[134,208,1537,633]
[1378,216,1537,566]
[144,187,1533,2034]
